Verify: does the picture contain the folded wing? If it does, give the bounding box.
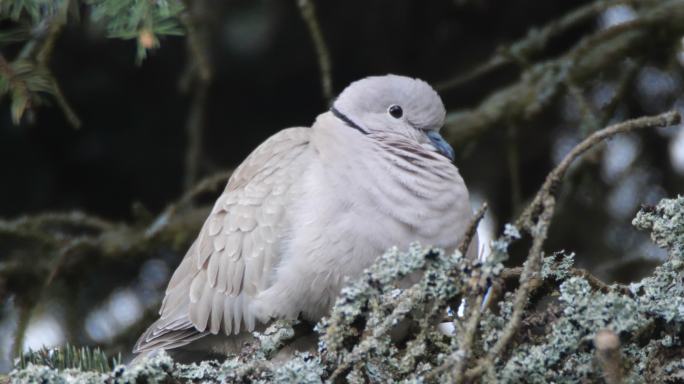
[134,128,311,353]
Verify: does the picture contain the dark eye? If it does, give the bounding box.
[388,104,403,119]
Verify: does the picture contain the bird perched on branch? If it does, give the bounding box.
[133,74,476,361]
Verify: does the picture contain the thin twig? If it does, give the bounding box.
[484,198,552,368]
[458,203,488,257]
[180,0,212,190]
[36,0,81,128]
[422,204,489,383]
[50,77,81,128]
[501,266,615,293]
[451,292,484,384]
[296,0,333,104]
[599,59,641,126]
[180,1,212,83]
[566,79,601,136]
[183,80,208,190]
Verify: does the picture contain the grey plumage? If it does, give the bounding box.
[133,74,476,357]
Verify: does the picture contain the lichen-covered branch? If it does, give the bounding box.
[464,110,680,380]
[9,193,684,382]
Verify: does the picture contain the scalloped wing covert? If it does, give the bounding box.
[133,128,311,353]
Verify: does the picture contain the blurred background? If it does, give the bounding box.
[1,0,684,371]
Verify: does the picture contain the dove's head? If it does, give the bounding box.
[331,74,454,160]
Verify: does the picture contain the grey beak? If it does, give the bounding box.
[426,130,455,161]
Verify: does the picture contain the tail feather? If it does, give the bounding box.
[133,317,208,354]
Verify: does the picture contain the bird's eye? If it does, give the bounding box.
[388,104,403,119]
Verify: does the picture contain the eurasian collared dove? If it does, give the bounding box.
[133,74,475,358]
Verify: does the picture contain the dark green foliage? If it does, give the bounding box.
[0,59,60,124]
[0,0,186,126]
[86,0,184,62]
[17,344,121,373]
[0,0,62,23]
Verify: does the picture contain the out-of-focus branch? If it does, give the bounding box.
[183,81,209,190]
[49,78,81,128]
[12,304,33,360]
[296,0,333,104]
[443,1,684,145]
[0,168,232,359]
[180,2,212,83]
[518,111,680,229]
[436,0,636,91]
[0,170,230,285]
[146,170,231,237]
[566,79,601,136]
[599,59,641,126]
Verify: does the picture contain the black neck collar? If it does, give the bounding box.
[330,106,368,135]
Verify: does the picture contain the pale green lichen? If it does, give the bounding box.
[255,320,297,358]
[633,196,684,260]
[272,353,323,384]
[500,276,646,383]
[503,223,521,240]
[479,291,514,351]
[494,196,684,383]
[541,251,575,280]
[630,197,684,323]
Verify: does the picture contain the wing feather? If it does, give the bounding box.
[133,128,311,353]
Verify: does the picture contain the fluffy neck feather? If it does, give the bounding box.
[311,112,469,243]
